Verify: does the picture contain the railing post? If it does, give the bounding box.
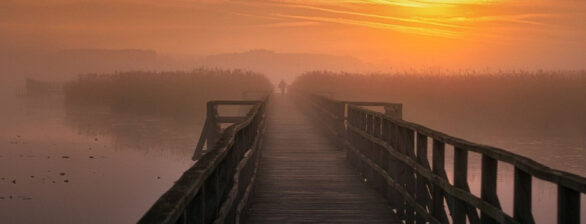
[558,185,580,224]
[364,113,376,184]
[481,155,501,224]
[206,102,221,150]
[359,111,367,131]
[415,133,431,223]
[382,118,403,215]
[388,121,406,219]
[400,127,416,223]
[346,107,360,169]
[514,167,534,223]
[335,101,346,144]
[432,140,449,223]
[372,115,383,195]
[453,147,468,224]
[384,104,403,119]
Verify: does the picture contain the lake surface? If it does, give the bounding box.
[0,95,199,223]
[1,93,584,223]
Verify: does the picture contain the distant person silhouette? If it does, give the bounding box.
[278,80,287,95]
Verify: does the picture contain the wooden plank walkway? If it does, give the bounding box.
[247,96,400,223]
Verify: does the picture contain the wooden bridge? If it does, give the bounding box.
[139,92,586,224]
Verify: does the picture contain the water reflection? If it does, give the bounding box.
[0,96,198,223]
[64,104,203,158]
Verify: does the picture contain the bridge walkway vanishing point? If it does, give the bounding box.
[139,91,586,224]
[247,95,400,223]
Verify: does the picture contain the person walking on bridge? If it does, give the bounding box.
[278,80,288,95]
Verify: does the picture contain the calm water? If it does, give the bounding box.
[0,95,199,223]
[1,93,584,223]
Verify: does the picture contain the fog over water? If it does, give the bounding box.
[0,49,584,223]
[0,94,196,223]
[0,67,271,222]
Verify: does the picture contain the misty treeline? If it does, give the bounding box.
[292,71,586,141]
[64,68,272,118]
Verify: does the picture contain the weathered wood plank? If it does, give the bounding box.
[248,96,400,224]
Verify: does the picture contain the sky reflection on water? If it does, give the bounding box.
[0,96,199,223]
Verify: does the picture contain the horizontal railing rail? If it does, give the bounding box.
[294,91,586,224]
[139,96,268,224]
[193,100,265,160]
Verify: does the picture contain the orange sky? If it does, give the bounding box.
[1,0,585,70]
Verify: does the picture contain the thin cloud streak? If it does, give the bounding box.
[276,3,464,28]
[272,13,459,38]
[228,0,549,38]
[345,0,502,7]
[415,13,552,26]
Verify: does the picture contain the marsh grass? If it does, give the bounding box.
[64,68,272,118]
[292,71,586,141]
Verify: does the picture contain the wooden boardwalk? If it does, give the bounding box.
[140,93,586,224]
[248,96,400,223]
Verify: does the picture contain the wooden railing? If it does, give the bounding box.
[139,97,268,224]
[295,92,586,224]
[192,100,265,160]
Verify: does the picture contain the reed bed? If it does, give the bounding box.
[64,68,272,118]
[292,70,586,141]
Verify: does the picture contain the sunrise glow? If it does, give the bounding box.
[1,0,585,69]
[1,0,585,223]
